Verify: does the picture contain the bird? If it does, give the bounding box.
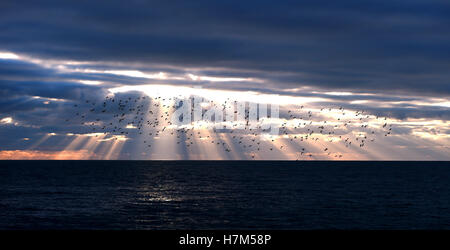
[68,94,391,160]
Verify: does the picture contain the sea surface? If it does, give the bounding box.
[0,161,449,229]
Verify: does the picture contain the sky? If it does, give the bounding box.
[0,0,448,160]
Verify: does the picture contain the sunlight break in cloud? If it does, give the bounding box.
[0,117,13,124]
[0,52,20,60]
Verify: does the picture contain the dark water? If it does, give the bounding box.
[0,161,449,229]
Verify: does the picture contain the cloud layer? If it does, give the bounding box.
[0,1,448,159]
[1,0,450,95]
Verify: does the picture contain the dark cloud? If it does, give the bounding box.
[0,1,448,159]
[0,59,109,100]
[1,0,449,95]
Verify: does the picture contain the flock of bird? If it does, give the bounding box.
[66,93,393,159]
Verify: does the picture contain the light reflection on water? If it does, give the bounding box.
[1,161,450,229]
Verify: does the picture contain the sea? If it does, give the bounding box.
[0,161,449,230]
